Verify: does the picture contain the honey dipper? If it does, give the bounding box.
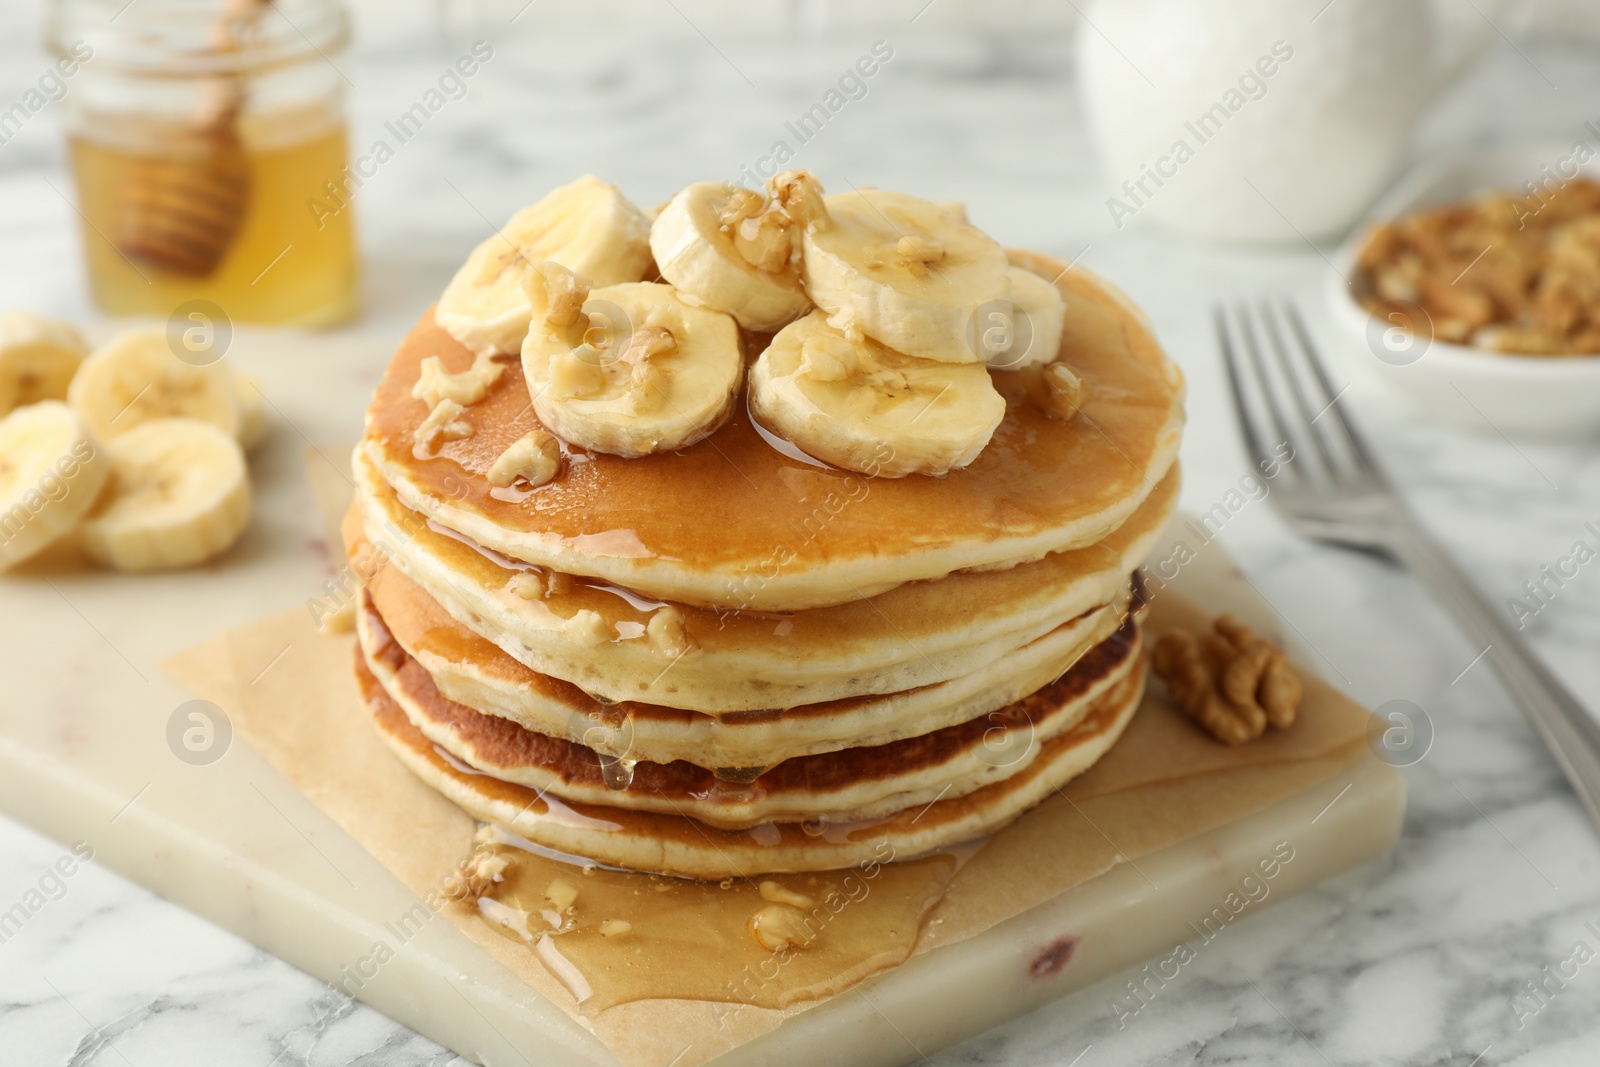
[111,0,272,277]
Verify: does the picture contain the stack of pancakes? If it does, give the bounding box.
[348,252,1184,879]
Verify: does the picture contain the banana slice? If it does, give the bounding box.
[68,328,239,442]
[984,266,1066,371]
[522,274,742,458]
[81,418,250,572]
[799,184,1010,364]
[233,370,268,451]
[0,401,109,569]
[650,181,812,331]
[436,176,653,357]
[0,312,89,416]
[749,310,1005,478]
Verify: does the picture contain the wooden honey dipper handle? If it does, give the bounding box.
[110,0,274,278]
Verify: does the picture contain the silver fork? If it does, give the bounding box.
[1216,300,1600,833]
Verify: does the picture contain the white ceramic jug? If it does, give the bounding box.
[1077,0,1490,243]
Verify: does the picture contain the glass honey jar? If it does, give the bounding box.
[46,0,359,326]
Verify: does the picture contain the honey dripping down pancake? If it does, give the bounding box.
[346,451,1177,712]
[347,169,1182,1010]
[356,624,1147,877]
[356,548,1138,768]
[358,588,1145,826]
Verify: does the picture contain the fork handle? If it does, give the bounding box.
[1390,530,1600,826]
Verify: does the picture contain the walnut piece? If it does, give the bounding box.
[413,353,504,408]
[627,324,678,363]
[646,605,695,659]
[1151,612,1303,745]
[748,903,814,952]
[506,571,545,600]
[414,398,474,450]
[719,188,796,273]
[534,261,592,329]
[545,877,580,912]
[443,846,511,902]
[563,608,614,647]
[547,346,606,400]
[769,169,829,231]
[488,428,562,489]
[1041,362,1085,421]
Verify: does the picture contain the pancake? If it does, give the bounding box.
[357,633,1147,878]
[348,448,1177,712]
[359,256,1184,612]
[360,587,1143,826]
[360,555,1135,769]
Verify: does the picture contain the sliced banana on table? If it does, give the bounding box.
[748,309,1005,478]
[650,181,812,332]
[0,401,109,570]
[0,311,89,416]
[68,328,239,442]
[798,182,1010,364]
[80,418,250,573]
[983,265,1066,370]
[522,270,742,458]
[436,175,653,357]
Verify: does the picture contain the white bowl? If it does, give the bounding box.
[1324,144,1600,439]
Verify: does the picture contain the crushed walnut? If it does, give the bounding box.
[1040,362,1085,421]
[547,345,607,399]
[533,261,592,329]
[443,846,511,902]
[1151,612,1303,745]
[563,608,614,647]
[414,398,474,451]
[719,187,796,274]
[1356,178,1600,355]
[506,571,545,600]
[748,903,814,952]
[626,324,677,363]
[488,427,562,489]
[413,353,504,409]
[770,169,829,232]
[545,877,580,913]
[646,605,695,659]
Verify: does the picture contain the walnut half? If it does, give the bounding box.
[1150,613,1303,745]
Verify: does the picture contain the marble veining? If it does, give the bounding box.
[3,0,1600,1064]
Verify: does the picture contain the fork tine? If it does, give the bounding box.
[1281,302,1385,476]
[1256,300,1348,479]
[1214,305,1277,477]
[1232,302,1320,479]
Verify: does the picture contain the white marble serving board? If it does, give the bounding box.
[0,360,1405,1067]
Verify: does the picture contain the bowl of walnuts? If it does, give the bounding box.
[1327,144,1600,438]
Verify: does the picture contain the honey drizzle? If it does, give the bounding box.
[364,278,1178,576]
[472,833,963,1014]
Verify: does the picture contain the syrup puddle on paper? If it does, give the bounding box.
[466,825,966,1014]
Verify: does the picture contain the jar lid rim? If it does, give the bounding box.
[45,0,349,77]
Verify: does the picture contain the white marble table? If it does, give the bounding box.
[3,2,1600,1064]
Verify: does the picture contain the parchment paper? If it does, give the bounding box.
[162,456,1383,1067]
